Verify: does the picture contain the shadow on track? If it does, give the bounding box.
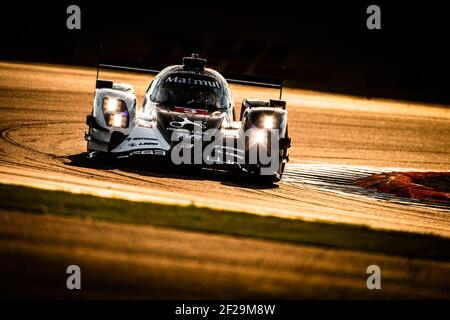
[66,153,279,190]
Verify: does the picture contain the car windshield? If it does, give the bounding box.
[150,72,229,112]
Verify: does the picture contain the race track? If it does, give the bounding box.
[0,61,450,298]
[0,62,449,235]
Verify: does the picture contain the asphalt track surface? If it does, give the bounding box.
[0,62,449,298]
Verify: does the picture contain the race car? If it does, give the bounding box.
[85,54,291,182]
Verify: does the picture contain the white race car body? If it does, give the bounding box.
[86,55,291,181]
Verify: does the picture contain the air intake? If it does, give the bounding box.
[182,53,207,71]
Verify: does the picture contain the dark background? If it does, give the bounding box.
[0,1,449,103]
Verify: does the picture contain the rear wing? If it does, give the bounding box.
[96,60,284,100]
[222,73,283,100]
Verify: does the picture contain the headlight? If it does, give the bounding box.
[263,116,274,129]
[102,97,129,128]
[102,97,127,113]
[104,113,129,128]
[105,98,120,112]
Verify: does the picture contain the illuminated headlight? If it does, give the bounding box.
[103,97,126,113]
[254,129,267,144]
[102,97,129,128]
[105,113,129,128]
[263,116,274,129]
[107,99,120,112]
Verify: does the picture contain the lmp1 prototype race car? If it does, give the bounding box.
[85,54,291,182]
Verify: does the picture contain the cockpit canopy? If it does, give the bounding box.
[148,67,233,114]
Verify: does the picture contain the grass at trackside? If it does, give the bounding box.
[1,184,450,261]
